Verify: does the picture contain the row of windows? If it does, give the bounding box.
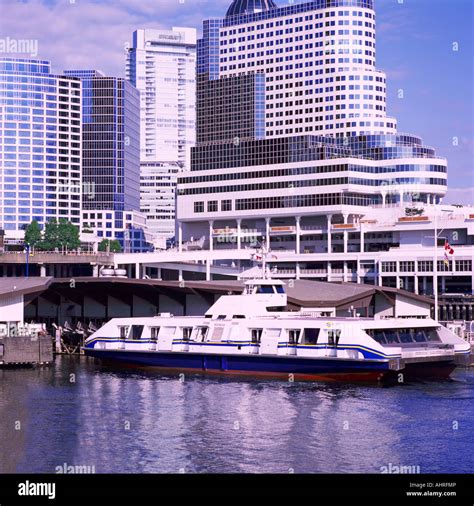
[382,260,472,273]
[194,192,373,213]
[180,164,446,186]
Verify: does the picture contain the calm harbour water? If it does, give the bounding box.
[0,356,473,474]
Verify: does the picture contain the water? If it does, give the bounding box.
[0,356,473,474]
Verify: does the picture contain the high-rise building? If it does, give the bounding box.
[64,70,140,212]
[0,58,82,241]
[177,0,448,249]
[64,70,150,252]
[126,27,197,244]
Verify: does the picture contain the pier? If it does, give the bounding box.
[0,335,53,366]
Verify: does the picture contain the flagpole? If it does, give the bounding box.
[434,212,438,322]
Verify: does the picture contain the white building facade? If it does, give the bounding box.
[126,28,197,243]
[171,0,473,303]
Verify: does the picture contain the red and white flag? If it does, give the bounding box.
[444,240,454,255]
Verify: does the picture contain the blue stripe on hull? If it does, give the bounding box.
[84,348,390,376]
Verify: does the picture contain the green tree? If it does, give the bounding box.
[57,219,81,250]
[98,239,122,253]
[40,219,80,251]
[24,221,42,249]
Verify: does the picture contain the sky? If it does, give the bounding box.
[0,0,473,204]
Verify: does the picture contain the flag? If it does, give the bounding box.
[444,252,450,267]
[444,240,454,255]
[252,253,262,262]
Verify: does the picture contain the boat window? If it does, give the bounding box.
[369,328,441,345]
[217,315,226,320]
[425,329,441,342]
[182,327,193,341]
[384,330,399,344]
[257,285,275,294]
[251,328,263,344]
[233,315,246,319]
[150,327,160,342]
[327,330,341,347]
[303,328,320,345]
[413,329,427,342]
[119,326,129,339]
[196,327,208,342]
[131,325,144,340]
[288,329,300,344]
[368,329,387,344]
[276,286,285,294]
[398,329,413,343]
[205,315,212,319]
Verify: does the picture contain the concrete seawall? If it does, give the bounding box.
[0,336,53,366]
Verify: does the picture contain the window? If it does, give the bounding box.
[288,329,300,344]
[150,327,160,342]
[418,261,433,272]
[400,261,415,272]
[327,329,341,346]
[251,329,263,344]
[182,327,193,341]
[257,285,274,294]
[196,327,208,342]
[303,328,320,344]
[382,262,396,272]
[119,326,129,339]
[456,260,472,272]
[221,200,232,212]
[194,202,204,213]
[131,325,144,340]
[207,200,218,212]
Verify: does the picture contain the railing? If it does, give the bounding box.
[0,250,111,257]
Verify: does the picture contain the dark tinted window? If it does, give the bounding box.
[398,329,413,343]
[304,328,320,344]
[384,330,399,344]
[131,325,144,340]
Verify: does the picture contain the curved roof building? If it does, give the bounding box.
[226,0,277,17]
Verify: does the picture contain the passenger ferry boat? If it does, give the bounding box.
[83,277,471,383]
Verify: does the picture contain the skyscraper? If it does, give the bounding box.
[126,27,197,245]
[177,0,448,250]
[64,70,150,252]
[0,58,82,241]
[63,70,140,212]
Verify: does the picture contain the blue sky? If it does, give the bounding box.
[0,0,473,203]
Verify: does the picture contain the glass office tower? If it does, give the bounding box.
[64,70,140,212]
[64,70,150,252]
[0,58,82,240]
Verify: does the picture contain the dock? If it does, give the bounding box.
[0,335,53,366]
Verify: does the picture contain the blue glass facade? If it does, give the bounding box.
[0,58,82,233]
[64,70,140,212]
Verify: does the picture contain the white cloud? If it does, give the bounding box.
[0,0,211,76]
